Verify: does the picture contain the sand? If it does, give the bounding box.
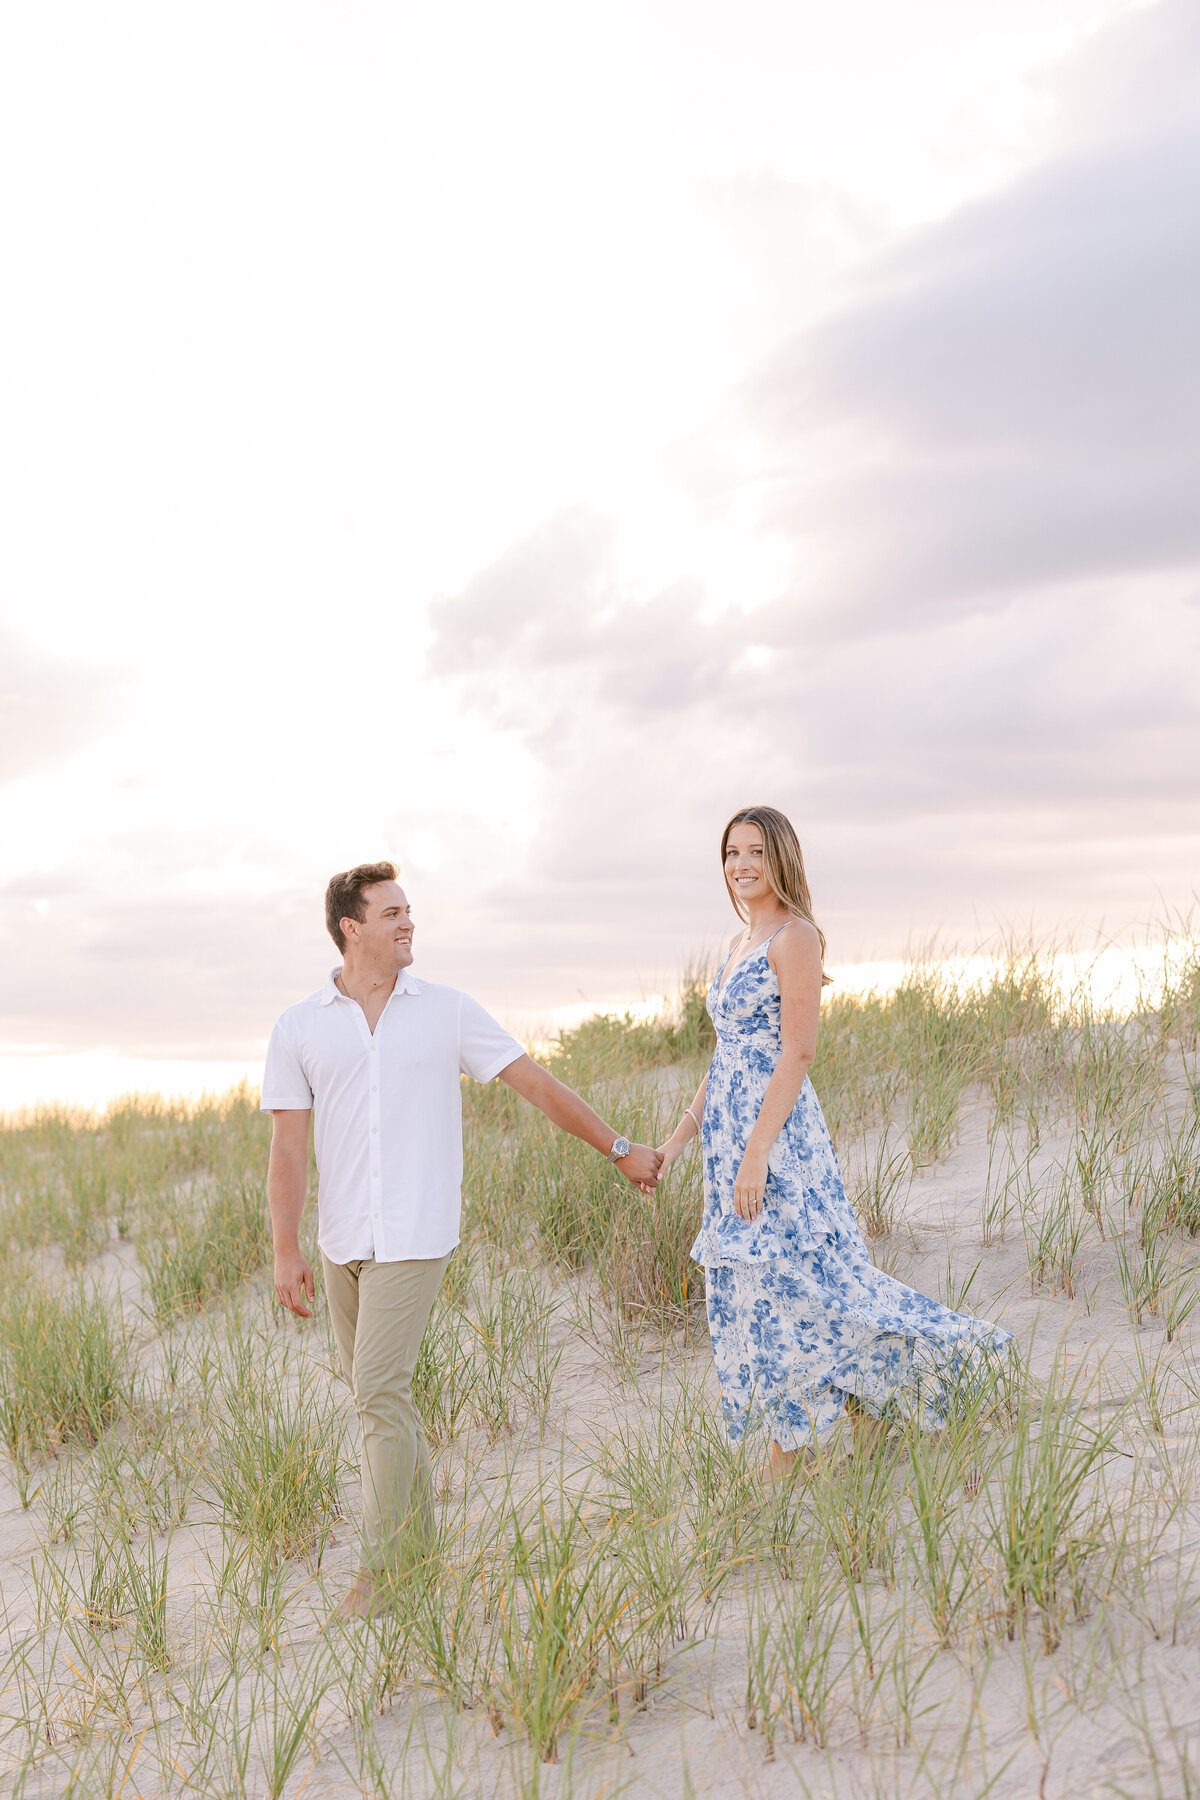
[2,1061,1199,1800]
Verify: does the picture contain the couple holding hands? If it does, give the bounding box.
[265,806,1009,1619]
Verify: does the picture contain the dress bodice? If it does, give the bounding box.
[691,929,859,1266]
[709,941,784,1053]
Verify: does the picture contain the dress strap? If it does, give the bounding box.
[760,920,794,952]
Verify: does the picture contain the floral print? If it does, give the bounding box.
[691,933,1013,1450]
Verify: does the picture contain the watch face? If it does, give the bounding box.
[612,1137,631,1160]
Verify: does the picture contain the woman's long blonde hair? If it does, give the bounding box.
[721,805,830,982]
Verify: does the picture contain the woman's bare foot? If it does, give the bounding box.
[768,1441,796,1482]
[767,1441,820,1483]
[844,1396,891,1457]
[850,1409,891,1456]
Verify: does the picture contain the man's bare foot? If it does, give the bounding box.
[324,1571,375,1626]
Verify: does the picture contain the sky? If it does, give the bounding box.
[1,0,1198,1106]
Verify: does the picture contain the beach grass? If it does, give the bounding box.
[0,922,1198,1795]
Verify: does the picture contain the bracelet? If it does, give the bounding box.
[685,1106,701,1134]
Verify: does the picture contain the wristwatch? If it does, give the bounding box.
[607,1135,631,1164]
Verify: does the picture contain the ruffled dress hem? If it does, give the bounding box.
[717,1309,1015,1451]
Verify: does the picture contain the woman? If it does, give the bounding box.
[657,806,1012,1479]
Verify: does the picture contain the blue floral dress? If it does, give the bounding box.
[690,930,1013,1450]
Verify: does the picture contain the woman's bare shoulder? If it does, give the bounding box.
[769,917,823,964]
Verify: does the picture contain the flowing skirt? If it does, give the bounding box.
[704,1217,1012,1450]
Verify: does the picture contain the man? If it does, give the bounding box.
[263,860,661,1620]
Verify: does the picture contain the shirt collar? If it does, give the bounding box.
[320,967,423,1006]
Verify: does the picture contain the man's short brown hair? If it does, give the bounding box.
[325,861,399,954]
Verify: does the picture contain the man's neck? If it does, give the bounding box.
[336,960,400,1003]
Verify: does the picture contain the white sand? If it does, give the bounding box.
[2,1066,1199,1799]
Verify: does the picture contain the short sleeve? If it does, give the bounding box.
[458,993,525,1084]
[260,1017,314,1112]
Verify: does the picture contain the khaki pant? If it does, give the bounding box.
[322,1250,451,1571]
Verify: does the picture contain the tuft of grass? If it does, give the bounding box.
[0,1280,133,1468]
[467,1267,563,1440]
[1145,1115,1200,1238]
[984,1361,1121,1654]
[601,1175,706,1330]
[1111,1202,1177,1329]
[68,1529,173,1671]
[1022,1175,1087,1298]
[256,1651,333,1800]
[484,1490,623,1763]
[208,1345,345,1565]
[763,1559,851,1750]
[901,1427,987,1648]
[415,1259,563,1445]
[847,1130,911,1241]
[810,1426,901,1587]
[139,1174,272,1323]
[413,1294,484,1447]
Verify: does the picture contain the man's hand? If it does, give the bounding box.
[274,1246,315,1318]
[616,1143,662,1193]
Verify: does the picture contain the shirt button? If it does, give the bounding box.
[371,1126,378,1134]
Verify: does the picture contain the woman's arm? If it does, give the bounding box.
[658,1070,709,1171]
[734,922,823,1221]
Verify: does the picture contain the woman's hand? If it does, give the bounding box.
[656,1138,684,1178]
[734,1149,769,1221]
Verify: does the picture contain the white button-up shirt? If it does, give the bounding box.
[260,968,524,1264]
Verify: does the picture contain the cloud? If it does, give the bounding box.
[424,2,1200,980]
[8,0,1199,1061]
[426,508,1198,989]
[0,630,119,784]
[747,4,1200,632]
[0,874,328,1057]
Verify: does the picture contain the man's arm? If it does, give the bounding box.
[268,1109,315,1317]
[497,1055,661,1190]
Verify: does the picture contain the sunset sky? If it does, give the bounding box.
[1,0,1198,1107]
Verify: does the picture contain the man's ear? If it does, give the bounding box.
[341,915,360,945]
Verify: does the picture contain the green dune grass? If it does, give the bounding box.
[0,924,1197,1796]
